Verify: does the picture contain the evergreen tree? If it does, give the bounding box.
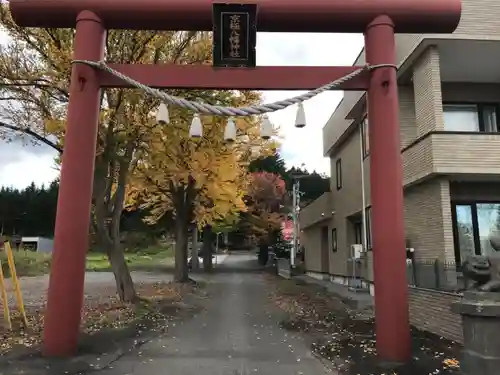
[248,153,288,183]
[288,166,330,204]
[0,181,59,236]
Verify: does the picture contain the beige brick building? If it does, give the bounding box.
[300,0,500,296]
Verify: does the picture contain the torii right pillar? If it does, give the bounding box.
[364,15,411,362]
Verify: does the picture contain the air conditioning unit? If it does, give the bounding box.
[350,244,363,260]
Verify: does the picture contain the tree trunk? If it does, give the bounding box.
[107,159,137,302]
[106,239,137,302]
[95,204,137,302]
[191,225,200,270]
[202,225,214,272]
[258,238,269,266]
[93,146,137,302]
[174,217,189,282]
[171,178,196,282]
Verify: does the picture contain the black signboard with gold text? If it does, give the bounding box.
[212,3,257,68]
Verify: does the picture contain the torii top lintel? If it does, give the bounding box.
[10,0,461,34]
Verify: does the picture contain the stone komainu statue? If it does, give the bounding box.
[462,255,500,292]
[460,228,500,292]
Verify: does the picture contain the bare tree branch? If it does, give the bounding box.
[0,120,63,153]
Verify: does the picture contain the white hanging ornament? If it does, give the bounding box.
[156,103,170,124]
[490,229,500,252]
[260,115,273,140]
[189,114,203,138]
[224,117,237,143]
[295,102,306,128]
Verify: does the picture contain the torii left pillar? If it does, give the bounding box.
[42,11,105,356]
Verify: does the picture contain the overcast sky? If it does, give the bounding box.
[0,32,364,189]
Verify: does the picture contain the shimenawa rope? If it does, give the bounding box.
[72,60,396,117]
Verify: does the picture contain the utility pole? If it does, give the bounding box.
[291,176,305,267]
[291,182,297,267]
[349,122,368,290]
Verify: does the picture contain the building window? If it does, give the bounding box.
[354,221,362,244]
[361,117,369,157]
[331,228,337,252]
[365,207,372,250]
[336,158,342,190]
[443,103,499,133]
[452,202,500,265]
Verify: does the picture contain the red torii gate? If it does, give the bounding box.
[9,0,461,361]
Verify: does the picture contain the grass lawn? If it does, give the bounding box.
[86,247,174,272]
[0,245,174,277]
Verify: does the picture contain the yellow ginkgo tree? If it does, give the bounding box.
[0,3,239,300]
[127,96,276,282]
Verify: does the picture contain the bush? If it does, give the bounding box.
[0,250,52,277]
[122,232,160,252]
[272,232,292,259]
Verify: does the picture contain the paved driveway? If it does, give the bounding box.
[96,253,332,375]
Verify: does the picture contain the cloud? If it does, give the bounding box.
[257,33,364,175]
[0,32,364,188]
[0,141,59,188]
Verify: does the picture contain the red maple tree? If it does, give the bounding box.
[244,172,287,238]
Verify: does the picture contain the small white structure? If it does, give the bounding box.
[21,237,54,253]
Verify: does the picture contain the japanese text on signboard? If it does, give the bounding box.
[228,14,242,58]
[212,4,257,68]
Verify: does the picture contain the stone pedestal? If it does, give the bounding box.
[452,291,500,375]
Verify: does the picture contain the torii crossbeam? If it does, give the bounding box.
[9,0,461,361]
